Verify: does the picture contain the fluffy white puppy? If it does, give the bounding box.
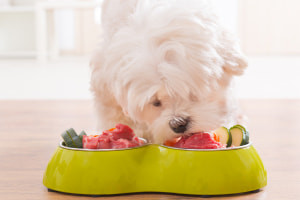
[91,0,247,144]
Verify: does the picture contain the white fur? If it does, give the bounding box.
[91,0,247,144]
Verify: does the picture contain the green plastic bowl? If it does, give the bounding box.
[43,141,267,195]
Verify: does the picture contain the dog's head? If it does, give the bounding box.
[92,0,247,143]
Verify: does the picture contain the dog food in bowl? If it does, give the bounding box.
[164,125,250,149]
[61,123,249,150]
[61,124,145,149]
[165,132,225,149]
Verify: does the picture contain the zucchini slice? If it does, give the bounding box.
[215,127,232,147]
[72,136,83,148]
[61,131,74,147]
[242,131,250,145]
[232,125,246,132]
[231,125,250,145]
[229,126,246,146]
[79,131,87,140]
[61,128,83,148]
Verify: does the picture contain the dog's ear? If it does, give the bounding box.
[101,0,138,40]
[218,31,248,76]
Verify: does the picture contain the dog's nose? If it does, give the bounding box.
[169,116,189,133]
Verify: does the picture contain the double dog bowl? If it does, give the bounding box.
[43,141,267,196]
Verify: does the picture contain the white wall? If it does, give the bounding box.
[210,0,238,35]
[0,12,36,53]
[1,0,300,100]
[10,0,36,6]
[54,9,75,50]
[2,0,300,57]
[0,0,101,57]
[239,0,300,55]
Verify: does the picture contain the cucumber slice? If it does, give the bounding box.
[231,125,250,145]
[67,128,77,137]
[61,128,83,148]
[61,131,74,147]
[72,136,83,148]
[79,131,87,140]
[232,125,246,132]
[214,127,232,147]
[242,131,250,145]
[229,126,246,146]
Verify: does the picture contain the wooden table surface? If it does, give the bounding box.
[1,100,299,200]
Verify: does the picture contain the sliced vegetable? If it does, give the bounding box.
[61,128,83,148]
[242,131,250,145]
[231,125,250,145]
[232,125,246,132]
[214,127,232,147]
[72,135,83,148]
[229,126,246,146]
[66,128,77,137]
[79,131,87,140]
[61,130,75,147]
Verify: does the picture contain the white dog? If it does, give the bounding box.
[91,0,247,144]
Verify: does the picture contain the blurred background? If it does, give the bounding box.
[0,0,299,100]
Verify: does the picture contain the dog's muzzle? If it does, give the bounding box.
[169,116,189,133]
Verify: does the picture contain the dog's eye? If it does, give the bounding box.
[152,100,162,107]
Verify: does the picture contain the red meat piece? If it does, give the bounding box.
[97,134,112,149]
[173,135,189,148]
[82,135,99,149]
[82,124,144,149]
[132,136,144,145]
[104,124,135,140]
[172,132,224,149]
[111,139,130,149]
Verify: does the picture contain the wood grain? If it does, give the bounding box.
[0,100,299,200]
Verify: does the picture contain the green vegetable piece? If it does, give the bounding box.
[79,131,87,141]
[61,128,82,148]
[215,127,232,147]
[229,126,246,147]
[61,131,73,147]
[67,128,77,138]
[72,136,83,148]
[232,125,250,145]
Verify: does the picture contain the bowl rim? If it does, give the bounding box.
[59,139,252,152]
